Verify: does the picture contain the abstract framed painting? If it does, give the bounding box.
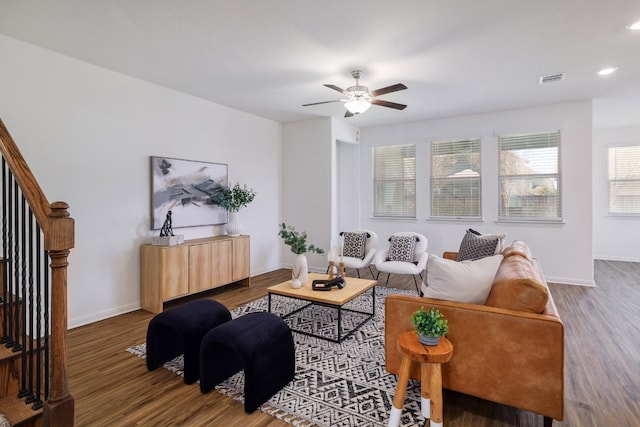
[150,156,228,230]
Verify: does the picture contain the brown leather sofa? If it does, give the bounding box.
[384,241,564,426]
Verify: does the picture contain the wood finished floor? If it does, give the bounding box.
[68,261,640,426]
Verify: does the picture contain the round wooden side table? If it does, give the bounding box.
[388,331,453,427]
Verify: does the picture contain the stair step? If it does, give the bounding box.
[0,395,42,426]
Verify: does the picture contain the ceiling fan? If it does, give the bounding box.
[303,70,407,117]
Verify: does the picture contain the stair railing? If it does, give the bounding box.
[0,118,74,426]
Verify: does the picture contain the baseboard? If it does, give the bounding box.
[69,269,282,329]
[594,255,640,263]
[69,302,140,329]
[545,275,596,287]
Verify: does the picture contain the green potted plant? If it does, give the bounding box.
[411,306,449,346]
[212,183,256,236]
[278,223,324,287]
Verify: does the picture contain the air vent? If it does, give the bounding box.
[539,73,565,84]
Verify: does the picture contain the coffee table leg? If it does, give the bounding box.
[372,286,376,316]
[388,356,411,427]
[421,363,431,419]
[337,305,342,342]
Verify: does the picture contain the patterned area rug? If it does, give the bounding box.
[127,286,423,427]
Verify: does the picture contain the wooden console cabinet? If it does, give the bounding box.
[141,235,250,313]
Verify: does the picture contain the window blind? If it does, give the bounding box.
[430,138,481,218]
[608,144,640,214]
[372,144,416,217]
[498,131,562,220]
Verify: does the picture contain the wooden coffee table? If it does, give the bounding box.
[267,272,377,342]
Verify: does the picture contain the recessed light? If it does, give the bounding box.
[627,21,640,30]
[597,67,618,76]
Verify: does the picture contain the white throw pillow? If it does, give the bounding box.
[421,253,503,304]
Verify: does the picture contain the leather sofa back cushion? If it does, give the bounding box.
[485,255,549,313]
[501,240,533,261]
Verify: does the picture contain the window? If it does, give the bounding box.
[608,144,640,215]
[372,144,416,217]
[498,131,561,221]
[430,138,481,218]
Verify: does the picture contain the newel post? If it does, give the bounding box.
[42,201,75,426]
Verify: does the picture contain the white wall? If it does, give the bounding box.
[282,118,333,271]
[0,35,283,327]
[593,125,640,262]
[360,101,595,286]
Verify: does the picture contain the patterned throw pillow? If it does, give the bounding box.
[387,235,418,262]
[342,232,368,259]
[457,229,500,261]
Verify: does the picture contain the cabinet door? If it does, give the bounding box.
[232,236,250,281]
[162,245,189,298]
[211,240,233,287]
[189,243,214,292]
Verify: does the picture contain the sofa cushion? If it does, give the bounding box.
[421,254,503,304]
[387,235,417,262]
[485,255,549,313]
[457,229,506,261]
[342,232,367,259]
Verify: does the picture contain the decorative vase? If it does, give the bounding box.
[226,211,242,236]
[418,334,440,346]
[292,254,309,285]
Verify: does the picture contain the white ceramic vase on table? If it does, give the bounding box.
[226,211,242,236]
[292,254,309,285]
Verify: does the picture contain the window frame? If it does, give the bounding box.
[607,143,640,216]
[497,130,563,223]
[429,138,482,220]
[372,144,416,218]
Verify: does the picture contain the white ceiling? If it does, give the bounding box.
[1,0,640,129]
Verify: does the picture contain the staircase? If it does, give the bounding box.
[0,119,74,426]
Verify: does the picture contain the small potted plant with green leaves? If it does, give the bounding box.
[212,183,256,236]
[278,222,324,286]
[411,306,449,346]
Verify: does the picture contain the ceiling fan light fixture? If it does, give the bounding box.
[626,21,640,30]
[597,67,618,76]
[344,99,371,114]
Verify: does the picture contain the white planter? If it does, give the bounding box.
[292,254,309,285]
[226,211,242,236]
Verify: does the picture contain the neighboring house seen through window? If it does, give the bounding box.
[498,131,562,221]
[430,138,482,219]
[372,144,416,217]
[608,144,640,215]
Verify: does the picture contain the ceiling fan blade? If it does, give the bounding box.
[324,84,348,95]
[302,100,341,107]
[371,99,407,110]
[370,83,407,97]
[344,110,354,118]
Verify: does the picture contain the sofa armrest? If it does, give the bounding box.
[442,251,458,260]
[384,294,564,420]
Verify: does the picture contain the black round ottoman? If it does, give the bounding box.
[199,312,295,412]
[146,299,231,384]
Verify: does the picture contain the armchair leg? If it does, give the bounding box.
[386,273,391,286]
[368,265,375,279]
[543,416,553,427]
[356,269,361,278]
[412,275,421,296]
